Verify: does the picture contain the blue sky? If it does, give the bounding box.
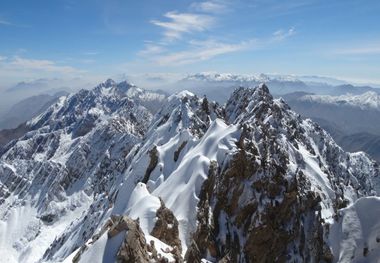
[0,0,380,87]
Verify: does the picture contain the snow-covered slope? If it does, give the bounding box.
[299,91,380,111]
[0,81,379,262]
[41,89,230,262]
[329,196,380,263]
[0,79,165,262]
[282,91,380,162]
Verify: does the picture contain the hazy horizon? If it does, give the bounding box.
[1,0,380,90]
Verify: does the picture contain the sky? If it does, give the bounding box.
[0,0,380,88]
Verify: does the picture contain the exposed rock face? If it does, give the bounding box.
[151,198,182,254]
[142,146,159,184]
[186,85,379,262]
[185,161,218,262]
[111,216,150,263]
[173,141,187,162]
[72,215,150,263]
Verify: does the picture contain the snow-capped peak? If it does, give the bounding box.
[169,90,195,100]
[94,78,137,97]
[104,78,117,87]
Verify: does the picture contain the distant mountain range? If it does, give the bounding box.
[297,91,380,111]
[282,91,380,162]
[174,73,380,102]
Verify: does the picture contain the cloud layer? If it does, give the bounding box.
[140,1,296,66]
[0,55,88,87]
[151,11,214,40]
[190,0,229,13]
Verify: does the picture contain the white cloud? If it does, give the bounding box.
[9,56,81,74]
[138,43,166,56]
[151,39,257,65]
[272,27,296,41]
[142,1,295,67]
[0,20,11,26]
[0,55,105,92]
[0,18,30,28]
[151,11,214,40]
[0,57,86,89]
[139,25,296,66]
[190,0,228,13]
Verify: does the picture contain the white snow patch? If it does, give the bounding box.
[329,196,380,263]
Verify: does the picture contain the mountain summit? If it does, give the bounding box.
[0,81,379,262]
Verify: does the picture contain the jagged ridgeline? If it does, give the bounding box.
[0,80,379,263]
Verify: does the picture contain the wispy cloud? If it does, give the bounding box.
[247,0,317,17]
[153,39,256,65]
[333,45,380,55]
[190,0,229,13]
[272,27,296,41]
[0,17,30,28]
[0,56,83,75]
[10,57,80,73]
[0,19,12,26]
[141,1,296,67]
[141,1,233,62]
[83,51,99,56]
[140,26,296,66]
[151,11,214,40]
[138,43,166,56]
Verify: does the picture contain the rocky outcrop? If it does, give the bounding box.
[185,85,378,262]
[142,146,159,184]
[72,215,150,263]
[110,216,150,263]
[173,141,187,162]
[185,161,218,262]
[187,136,332,262]
[151,198,182,256]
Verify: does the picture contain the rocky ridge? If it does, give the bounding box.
[0,81,379,262]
